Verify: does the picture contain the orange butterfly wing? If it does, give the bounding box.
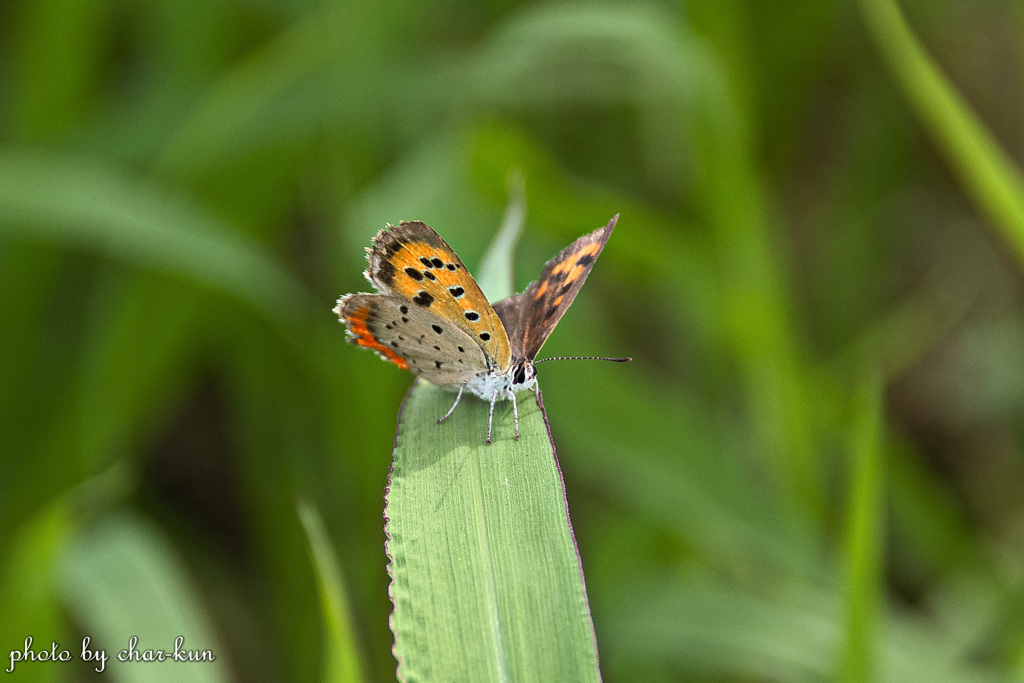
[495,215,617,361]
[363,221,512,372]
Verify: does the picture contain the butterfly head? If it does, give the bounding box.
[510,359,536,390]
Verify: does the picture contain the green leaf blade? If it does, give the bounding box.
[475,172,526,303]
[386,382,600,682]
[859,0,1024,267]
[839,374,886,682]
[55,513,230,683]
[297,501,366,683]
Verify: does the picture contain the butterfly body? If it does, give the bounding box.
[335,215,619,443]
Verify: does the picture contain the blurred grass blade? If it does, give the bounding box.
[296,500,366,683]
[0,465,130,672]
[56,512,230,682]
[859,0,1024,266]
[156,4,341,178]
[839,374,885,682]
[385,383,600,682]
[475,171,526,302]
[0,149,307,319]
[605,578,1002,683]
[0,498,75,678]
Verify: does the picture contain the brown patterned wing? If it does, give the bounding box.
[334,293,489,386]
[495,215,617,361]
[363,221,511,372]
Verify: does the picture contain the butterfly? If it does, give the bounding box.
[334,215,628,444]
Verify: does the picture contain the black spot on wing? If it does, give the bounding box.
[399,305,408,314]
[431,257,444,268]
[412,291,434,307]
[576,253,595,267]
[479,332,491,341]
[404,267,423,281]
[434,361,443,369]
[423,270,436,281]
[431,324,443,334]
[448,286,465,298]
[446,263,457,271]
[464,311,479,321]
[419,257,433,268]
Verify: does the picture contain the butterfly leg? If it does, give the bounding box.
[511,391,520,441]
[486,389,498,445]
[436,385,465,424]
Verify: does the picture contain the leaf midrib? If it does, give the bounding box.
[469,442,510,683]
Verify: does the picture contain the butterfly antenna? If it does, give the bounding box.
[534,355,631,364]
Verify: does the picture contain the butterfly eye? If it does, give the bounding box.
[512,363,534,385]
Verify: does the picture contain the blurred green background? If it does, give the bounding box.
[3,0,1024,680]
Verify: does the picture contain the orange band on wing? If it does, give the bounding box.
[551,241,602,276]
[345,306,408,370]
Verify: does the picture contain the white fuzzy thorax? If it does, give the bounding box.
[464,363,537,401]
